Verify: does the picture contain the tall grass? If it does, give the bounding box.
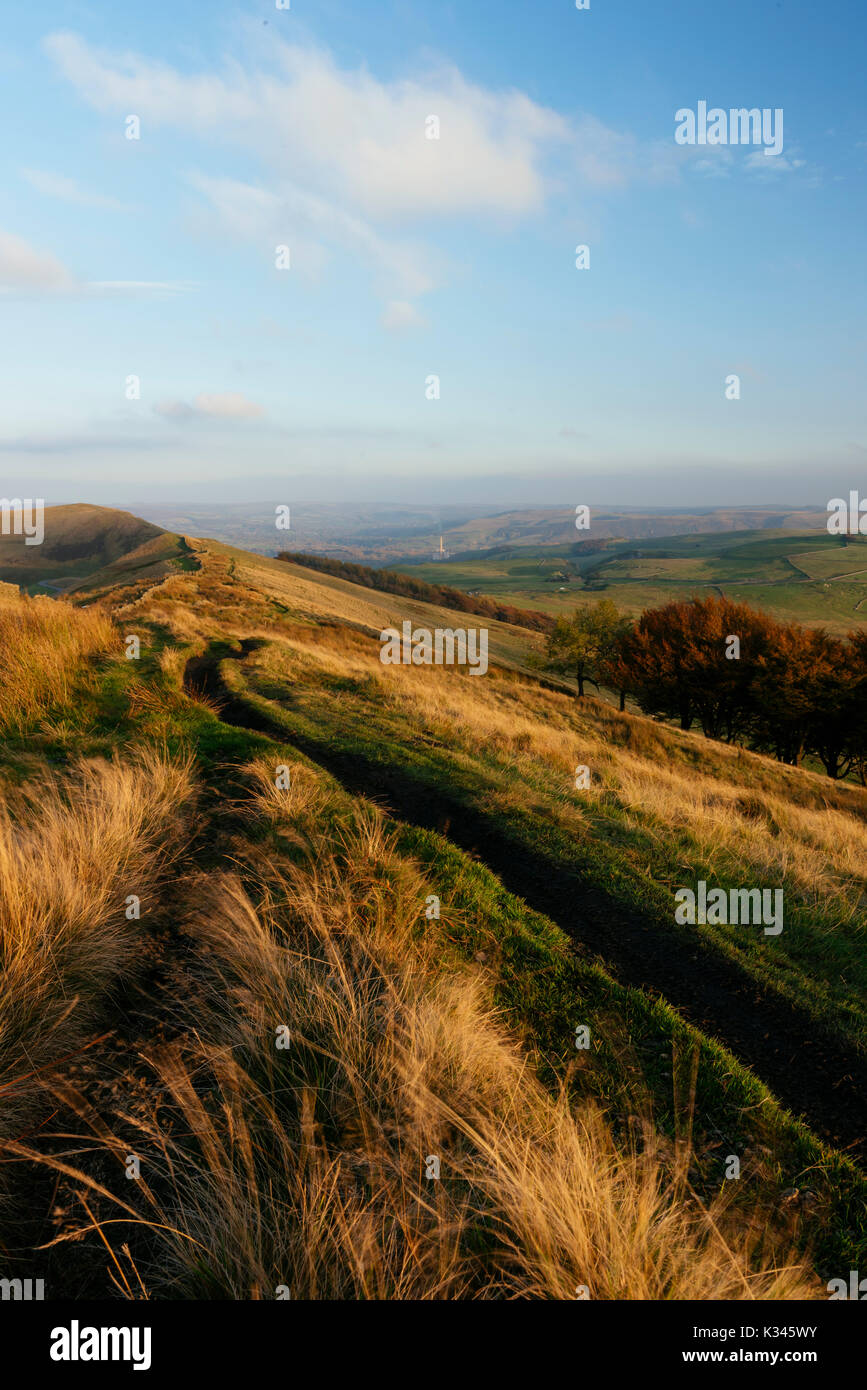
[0,594,115,733]
[0,749,195,1158]
[239,631,867,953]
[56,760,815,1300]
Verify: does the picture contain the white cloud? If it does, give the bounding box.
[41,31,582,311]
[381,300,427,332]
[0,230,74,290]
[46,30,786,316]
[0,227,193,297]
[44,33,567,219]
[154,392,265,421]
[21,168,124,209]
[188,174,433,298]
[744,149,806,177]
[571,117,661,187]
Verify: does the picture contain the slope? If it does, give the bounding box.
[0,531,864,1298]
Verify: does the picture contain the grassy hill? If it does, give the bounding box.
[0,521,865,1300]
[403,529,867,633]
[0,503,195,596]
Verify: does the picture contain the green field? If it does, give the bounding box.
[402,530,867,632]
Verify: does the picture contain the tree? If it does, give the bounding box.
[617,600,700,730]
[598,615,635,710]
[750,625,840,766]
[804,633,863,779]
[537,600,626,698]
[847,631,867,783]
[619,596,775,739]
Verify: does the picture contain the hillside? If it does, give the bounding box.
[0,503,193,596]
[0,522,865,1301]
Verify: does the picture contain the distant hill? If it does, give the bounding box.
[0,503,191,595]
[129,501,830,567]
[424,506,829,554]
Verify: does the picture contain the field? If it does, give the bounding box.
[404,530,867,632]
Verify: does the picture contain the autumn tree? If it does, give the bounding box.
[750,625,841,766]
[846,631,867,783]
[617,600,700,730]
[597,615,635,710]
[803,634,864,779]
[619,597,775,739]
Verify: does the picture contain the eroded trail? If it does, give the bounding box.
[184,641,867,1167]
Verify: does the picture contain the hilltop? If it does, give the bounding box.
[0,514,864,1300]
[0,503,194,596]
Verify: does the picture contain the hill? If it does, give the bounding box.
[0,503,194,596]
[0,520,864,1300]
[416,506,830,556]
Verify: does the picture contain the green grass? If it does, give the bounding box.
[35,628,866,1279]
[5,537,866,1288]
[396,822,867,1277]
[223,643,867,1056]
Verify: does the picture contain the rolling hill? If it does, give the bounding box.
[130,501,831,567]
[0,513,864,1301]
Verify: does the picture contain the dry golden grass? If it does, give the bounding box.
[0,545,847,1299]
[0,749,195,1159]
[241,623,867,924]
[0,593,116,734]
[116,541,866,915]
[50,759,816,1300]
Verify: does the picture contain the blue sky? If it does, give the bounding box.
[0,0,864,506]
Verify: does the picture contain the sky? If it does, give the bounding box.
[0,0,864,508]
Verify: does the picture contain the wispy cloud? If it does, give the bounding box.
[381,300,427,332]
[0,227,194,298]
[744,148,808,178]
[89,280,195,295]
[154,392,265,422]
[21,167,125,209]
[0,431,173,454]
[187,173,434,298]
[0,229,74,290]
[42,30,659,313]
[43,32,568,217]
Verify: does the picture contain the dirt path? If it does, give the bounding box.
[184,641,867,1167]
